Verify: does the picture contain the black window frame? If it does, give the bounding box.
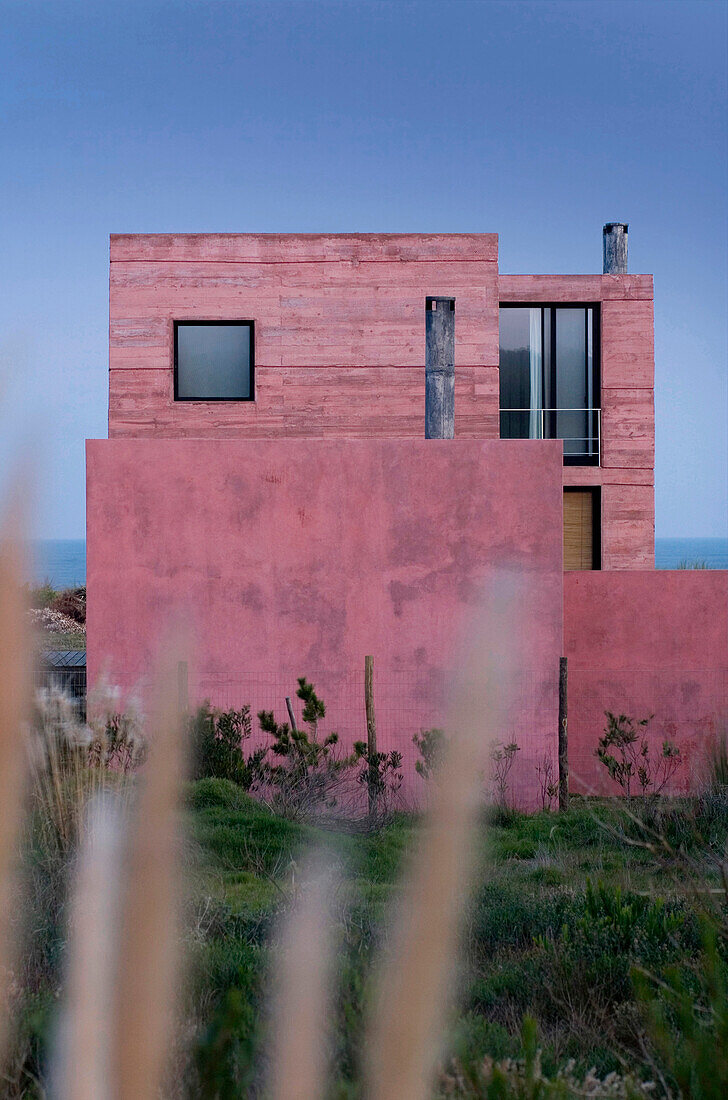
[173,320,255,402]
[563,486,602,570]
[498,303,601,467]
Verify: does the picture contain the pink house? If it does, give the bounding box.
[87,228,727,803]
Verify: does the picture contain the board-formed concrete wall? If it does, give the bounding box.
[108,233,500,441]
[87,437,564,807]
[564,571,728,794]
[108,234,655,570]
[500,274,655,570]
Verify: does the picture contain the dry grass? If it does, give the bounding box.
[266,856,337,1100]
[53,796,122,1100]
[0,521,187,1099]
[364,581,520,1100]
[0,531,31,1060]
[110,638,187,1100]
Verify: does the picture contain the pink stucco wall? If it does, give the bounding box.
[87,437,564,806]
[564,571,728,794]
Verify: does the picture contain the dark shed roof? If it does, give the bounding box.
[42,650,87,669]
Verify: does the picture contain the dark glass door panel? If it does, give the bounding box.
[553,309,588,458]
[499,305,599,464]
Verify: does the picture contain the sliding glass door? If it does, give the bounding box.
[499,306,599,464]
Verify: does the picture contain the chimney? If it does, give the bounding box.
[603,223,628,274]
[425,296,455,439]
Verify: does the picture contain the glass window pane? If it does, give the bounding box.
[499,307,532,439]
[554,309,588,457]
[176,324,252,400]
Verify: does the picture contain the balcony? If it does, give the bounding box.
[499,407,601,465]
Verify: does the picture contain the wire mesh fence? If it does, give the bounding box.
[568,667,728,796]
[34,657,728,806]
[34,663,87,720]
[192,667,559,809]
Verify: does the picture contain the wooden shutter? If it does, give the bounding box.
[563,490,594,570]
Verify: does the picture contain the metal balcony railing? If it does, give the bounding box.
[499,407,601,463]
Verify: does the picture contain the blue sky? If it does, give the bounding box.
[1,0,726,538]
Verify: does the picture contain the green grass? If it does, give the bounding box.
[39,630,86,650]
[12,777,726,1096]
[183,785,728,1096]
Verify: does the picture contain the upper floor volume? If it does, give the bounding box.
[106,224,654,569]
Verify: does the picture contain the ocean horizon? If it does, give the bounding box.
[28,536,728,589]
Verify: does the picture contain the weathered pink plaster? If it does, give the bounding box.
[87,438,564,806]
[564,572,728,794]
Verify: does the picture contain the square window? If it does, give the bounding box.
[174,322,254,401]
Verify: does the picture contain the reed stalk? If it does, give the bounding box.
[0,530,31,1059]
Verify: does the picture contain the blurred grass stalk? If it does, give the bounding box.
[267,857,337,1100]
[0,526,31,1061]
[268,576,522,1100]
[53,638,188,1100]
[364,578,521,1100]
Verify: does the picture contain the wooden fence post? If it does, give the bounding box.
[364,655,378,816]
[558,657,569,811]
[285,697,298,731]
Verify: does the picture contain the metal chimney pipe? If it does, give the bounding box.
[425,296,455,438]
[603,223,628,274]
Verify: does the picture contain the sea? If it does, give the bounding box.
[28,536,728,589]
[30,540,86,589]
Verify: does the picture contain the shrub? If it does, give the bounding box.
[257,677,358,819]
[441,1015,648,1098]
[535,752,558,811]
[634,919,728,1098]
[596,711,681,801]
[413,727,448,780]
[189,704,266,789]
[49,586,86,625]
[534,880,690,1037]
[490,741,520,807]
[186,777,258,814]
[352,740,403,819]
[26,581,57,609]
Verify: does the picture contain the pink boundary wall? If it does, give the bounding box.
[87,437,564,808]
[564,572,728,795]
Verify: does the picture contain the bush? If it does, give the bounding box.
[352,740,403,819]
[490,741,521,807]
[257,677,358,819]
[413,727,447,780]
[26,581,57,609]
[189,704,266,788]
[186,778,258,814]
[634,919,728,1098]
[441,1015,647,1098]
[596,711,681,801]
[49,586,86,625]
[534,880,691,1036]
[467,881,573,957]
